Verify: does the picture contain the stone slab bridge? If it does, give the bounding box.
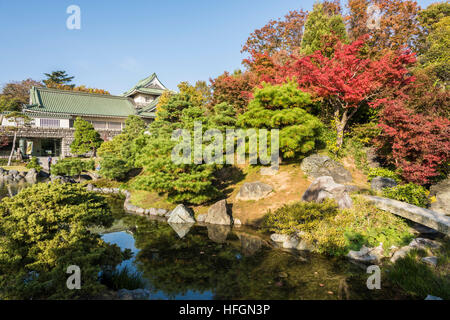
[364,195,450,236]
[0,127,120,158]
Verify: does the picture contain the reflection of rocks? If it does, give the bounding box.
[302,176,352,209]
[301,154,352,183]
[371,176,397,191]
[236,182,273,201]
[167,204,195,224]
[207,224,231,243]
[238,233,263,256]
[168,222,194,238]
[117,288,150,300]
[205,199,231,225]
[270,233,315,251]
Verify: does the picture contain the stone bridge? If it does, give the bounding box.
[364,195,450,235]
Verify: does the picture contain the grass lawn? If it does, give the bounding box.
[1,165,29,172]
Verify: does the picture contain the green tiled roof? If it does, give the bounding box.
[27,87,138,118]
[137,97,158,118]
[122,73,168,97]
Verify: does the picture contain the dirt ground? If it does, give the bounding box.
[128,159,369,227]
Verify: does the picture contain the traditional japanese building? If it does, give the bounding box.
[0,73,167,158]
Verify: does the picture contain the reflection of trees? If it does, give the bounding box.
[122,215,392,300]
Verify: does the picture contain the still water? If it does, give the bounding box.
[0,181,409,300]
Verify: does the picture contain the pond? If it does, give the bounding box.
[0,180,411,300]
[99,202,410,300]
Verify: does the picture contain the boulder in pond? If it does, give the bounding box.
[371,176,397,191]
[430,177,450,216]
[236,181,273,201]
[167,204,195,224]
[205,199,231,225]
[347,244,383,264]
[301,154,352,184]
[301,176,352,209]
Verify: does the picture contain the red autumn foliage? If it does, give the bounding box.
[267,36,416,149]
[209,71,258,114]
[376,101,450,185]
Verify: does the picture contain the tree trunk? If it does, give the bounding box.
[334,105,358,153]
[7,130,17,166]
[335,109,347,153]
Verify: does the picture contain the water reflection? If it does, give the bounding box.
[102,214,407,300]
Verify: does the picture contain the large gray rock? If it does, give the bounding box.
[430,177,450,216]
[167,204,195,224]
[421,256,438,267]
[390,238,441,263]
[301,154,352,183]
[236,181,273,201]
[205,199,231,225]
[347,245,381,264]
[302,176,353,209]
[371,176,397,191]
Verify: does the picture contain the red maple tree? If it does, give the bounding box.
[376,101,450,185]
[271,36,416,149]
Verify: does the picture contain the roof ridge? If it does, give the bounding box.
[32,86,131,100]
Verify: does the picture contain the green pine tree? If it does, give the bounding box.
[70,117,103,157]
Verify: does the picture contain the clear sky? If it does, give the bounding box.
[0,0,437,95]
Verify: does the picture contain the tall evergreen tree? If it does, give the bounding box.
[43,70,75,87]
[70,117,103,157]
[300,2,347,55]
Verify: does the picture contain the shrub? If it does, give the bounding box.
[0,183,128,299]
[350,122,381,147]
[382,183,431,208]
[99,156,129,181]
[261,199,339,235]
[367,167,401,182]
[375,101,450,185]
[51,158,95,178]
[25,156,42,172]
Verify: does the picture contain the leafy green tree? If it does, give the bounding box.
[300,2,348,55]
[0,183,128,299]
[43,70,74,87]
[419,15,450,86]
[1,79,43,105]
[70,117,103,157]
[238,82,324,159]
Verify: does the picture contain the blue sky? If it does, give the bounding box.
[0,0,437,95]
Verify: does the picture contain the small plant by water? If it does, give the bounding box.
[100,266,146,291]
